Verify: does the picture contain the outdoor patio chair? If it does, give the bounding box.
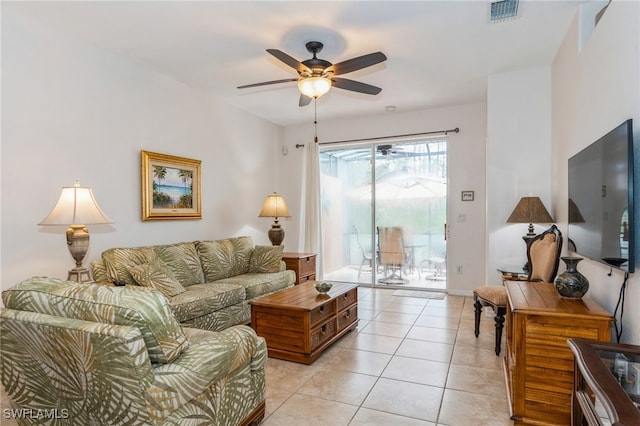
[353,225,378,279]
[377,226,409,284]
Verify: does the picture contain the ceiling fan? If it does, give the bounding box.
[377,144,406,156]
[237,41,387,107]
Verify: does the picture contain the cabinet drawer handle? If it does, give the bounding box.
[345,311,350,319]
[319,306,324,312]
[321,325,327,334]
[343,294,349,299]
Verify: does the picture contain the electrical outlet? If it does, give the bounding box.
[456,265,463,274]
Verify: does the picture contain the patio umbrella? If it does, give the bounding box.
[349,175,446,201]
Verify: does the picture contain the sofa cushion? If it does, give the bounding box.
[196,237,253,282]
[179,302,248,332]
[168,283,246,323]
[153,242,205,287]
[102,246,157,285]
[90,259,109,283]
[249,245,284,273]
[217,271,295,300]
[128,259,186,298]
[2,277,189,364]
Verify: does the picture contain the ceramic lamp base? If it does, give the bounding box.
[268,223,285,246]
[68,267,92,283]
[66,225,92,283]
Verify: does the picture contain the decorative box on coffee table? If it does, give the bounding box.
[250,281,358,364]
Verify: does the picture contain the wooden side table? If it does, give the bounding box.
[497,265,528,282]
[282,252,316,285]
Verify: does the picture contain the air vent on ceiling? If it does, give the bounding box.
[490,0,519,23]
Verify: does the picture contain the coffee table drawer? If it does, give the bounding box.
[311,319,337,351]
[338,305,357,331]
[310,300,335,326]
[337,288,357,310]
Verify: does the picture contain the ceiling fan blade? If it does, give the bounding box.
[329,52,387,75]
[237,78,298,89]
[266,49,311,74]
[299,94,313,107]
[332,78,382,95]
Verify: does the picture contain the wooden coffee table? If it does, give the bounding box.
[250,281,358,364]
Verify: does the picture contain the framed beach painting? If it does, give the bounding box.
[141,150,202,221]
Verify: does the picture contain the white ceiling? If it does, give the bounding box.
[4,1,584,126]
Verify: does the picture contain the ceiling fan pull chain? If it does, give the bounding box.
[314,99,319,144]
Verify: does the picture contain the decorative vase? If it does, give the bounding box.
[554,257,590,299]
[314,282,333,294]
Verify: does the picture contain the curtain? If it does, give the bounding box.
[302,139,323,279]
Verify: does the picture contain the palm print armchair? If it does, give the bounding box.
[0,277,266,425]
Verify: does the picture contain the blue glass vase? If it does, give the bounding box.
[554,257,589,299]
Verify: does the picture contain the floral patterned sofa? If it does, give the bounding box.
[90,236,295,331]
[0,277,266,425]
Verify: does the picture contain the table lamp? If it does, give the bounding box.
[258,192,290,246]
[507,196,554,239]
[39,181,114,283]
[507,196,553,272]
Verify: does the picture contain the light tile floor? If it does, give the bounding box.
[261,287,511,425]
[0,288,512,425]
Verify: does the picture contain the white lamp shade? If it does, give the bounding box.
[258,193,291,219]
[39,182,113,226]
[297,77,331,98]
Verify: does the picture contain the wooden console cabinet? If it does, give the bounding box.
[504,282,613,426]
[283,252,316,284]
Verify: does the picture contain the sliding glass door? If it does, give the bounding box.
[319,139,447,289]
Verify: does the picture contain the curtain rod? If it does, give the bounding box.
[317,127,459,146]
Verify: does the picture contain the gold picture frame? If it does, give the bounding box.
[141,150,202,221]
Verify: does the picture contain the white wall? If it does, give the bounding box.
[486,67,553,283]
[551,0,640,344]
[1,10,283,290]
[280,103,487,294]
[5,3,637,346]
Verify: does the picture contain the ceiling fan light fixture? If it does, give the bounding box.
[298,76,332,98]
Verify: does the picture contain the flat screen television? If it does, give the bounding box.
[568,119,635,273]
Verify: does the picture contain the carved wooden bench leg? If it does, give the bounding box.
[474,297,482,338]
[494,306,507,356]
